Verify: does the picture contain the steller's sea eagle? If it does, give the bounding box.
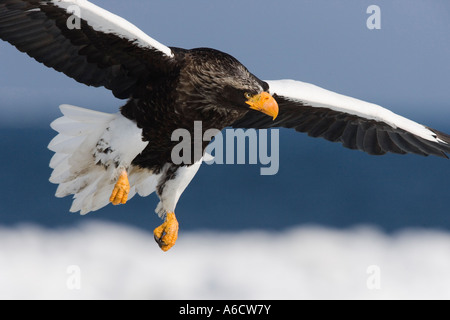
[1,0,450,251]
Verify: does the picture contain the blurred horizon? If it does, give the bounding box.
[1,125,450,234]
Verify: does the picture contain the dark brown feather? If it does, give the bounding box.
[0,0,177,99]
[233,95,450,158]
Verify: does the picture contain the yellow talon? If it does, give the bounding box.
[109,171,130,205]
[154,212,179,252]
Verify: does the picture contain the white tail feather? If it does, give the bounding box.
[49,105,153,215]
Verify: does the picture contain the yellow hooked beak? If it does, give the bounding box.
[245,92,279,120]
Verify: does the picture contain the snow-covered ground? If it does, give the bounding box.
[1,222,450,300]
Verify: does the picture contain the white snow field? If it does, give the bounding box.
[0,222,450,300]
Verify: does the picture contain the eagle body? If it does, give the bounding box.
[1,0,450,251]
[121,47,256,172]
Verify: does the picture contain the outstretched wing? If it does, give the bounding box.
[233,79,450,158]
[0,0,176,99]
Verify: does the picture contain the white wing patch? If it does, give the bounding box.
[155,159,203,218]
[50,0,173,58]
[266,79,441,143]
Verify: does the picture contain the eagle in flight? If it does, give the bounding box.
[1,0,450,251]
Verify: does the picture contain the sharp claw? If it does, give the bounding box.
[153,212,179,252]
[154,232,166,248]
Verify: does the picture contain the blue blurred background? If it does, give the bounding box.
[1,0,450,300]
[1,0,450,233]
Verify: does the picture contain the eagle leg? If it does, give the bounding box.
[154,212,179,252]
[109,170,130,205]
